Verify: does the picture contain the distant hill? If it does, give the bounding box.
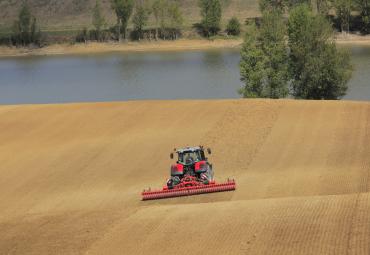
[0,0,259,32]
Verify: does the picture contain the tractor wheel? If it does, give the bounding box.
[167,176,180,189]
[166,178,174,189]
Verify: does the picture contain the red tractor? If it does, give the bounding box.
[141,146,236,200]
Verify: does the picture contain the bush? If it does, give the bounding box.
[199,0,222,37]
[226,17,241,36]
[75,28,88,43]
[288,4,353,99]
[12,3,42,46]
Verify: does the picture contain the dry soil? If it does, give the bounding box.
[1,99,370,255]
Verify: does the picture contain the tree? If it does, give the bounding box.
[287,0,311,8]
[314,0,330,15]
[332,0,354,33]
[132,4,149,40]
[151,0,183,40]
[92,0,106,41]
[152,0,169,39]
[288,4,352,99]
[239,10,289,98]
[167,2,183,39]
[111,0,134,41]
[355,0,370,33]
[259,0,287,12]
[12,2,40,46]
[239,25,266,98]
[226,17,241,36]
[199,0,222,36]
[152,0,164,40]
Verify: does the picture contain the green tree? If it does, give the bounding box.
[111,0,134,41]
[92,0,106,41]
[239,10,289,98]
[132,4,149,40]
[152,0,170,39]
[226,17,241,36]
[152,0,164,40]
[332,0,354,33]
[239,25,266,98]
[355,0,370,33]
[259,0,287,12]
[12,2,40,46]
[288,4,352,99]
[167,2,183,39]
[151,0,183,40]
[199,0,222,36]
[287,0,311,7]
[314,0,330,15]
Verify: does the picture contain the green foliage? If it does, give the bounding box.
[258,0,313,13]
[111,0,134,40]
[92,0,106,41]
[315,0,330,15]
[239,25,266,98]
[240,3,353,100]
[151,0,183,40]
[76,27,88,43]
[167,2,183,30]
[151,0,167,30]
[259,0,287,12]
[152,0,165,39]
[12,2,41,46]
[226,17,241,35]
[239,10,289,98]
[332,0,354,33]
[355,0,370,33]
[288,4,352,99]
[287,0,311,8]
[132,4,149,40]
[199,0,222,36]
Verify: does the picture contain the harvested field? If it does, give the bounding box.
[0,99,370,254]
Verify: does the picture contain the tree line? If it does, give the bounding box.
[6,0,243,46]
[240,1,353,100]
[259,0,370,34]
[78,0,186,42]
[86,0,241,42]
[8,0,370,46]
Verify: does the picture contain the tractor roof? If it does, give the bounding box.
[176,146,203,153]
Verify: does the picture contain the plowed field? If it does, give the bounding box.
[1,99,369,254]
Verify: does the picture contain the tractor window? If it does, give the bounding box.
[200,150,205,160]
[178,151,201,164]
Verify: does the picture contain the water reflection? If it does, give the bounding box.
[343,45,370,100]
[0,46,368,104]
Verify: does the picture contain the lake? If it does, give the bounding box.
[0,45,369,104]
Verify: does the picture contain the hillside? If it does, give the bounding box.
[0,0,259,31]
[0,99,370,254]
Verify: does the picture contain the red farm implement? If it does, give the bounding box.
[141,146,236,201]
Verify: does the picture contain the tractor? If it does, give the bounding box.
[141,146,235,200]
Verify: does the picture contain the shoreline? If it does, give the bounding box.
[0,34,369,58]
[335,34,370,45]
[0,39,243,58]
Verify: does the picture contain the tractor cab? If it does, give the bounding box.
[141,145,235,200]
[168,146,213,185]
[170,146,211,165]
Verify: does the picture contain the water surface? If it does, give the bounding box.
[0,45,369,104]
